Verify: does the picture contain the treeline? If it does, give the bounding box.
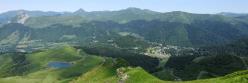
[162,38,248,80]
[202,38,248,56]
[76,46,160,73]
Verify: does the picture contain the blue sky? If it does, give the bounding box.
[0,0,247,14]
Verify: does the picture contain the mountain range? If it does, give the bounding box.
[1,8,248,48]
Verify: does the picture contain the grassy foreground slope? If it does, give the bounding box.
[0,45,248,83]
[71,59,119,83]
[71,58,165,83]
[72,66,248,83]
[183,70,248,83]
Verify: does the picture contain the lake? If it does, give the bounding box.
[48,62,72,68]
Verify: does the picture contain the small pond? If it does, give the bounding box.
[48,62,72,68]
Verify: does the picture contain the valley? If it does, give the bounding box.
[0,7,248,83]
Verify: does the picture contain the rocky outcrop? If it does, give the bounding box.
[117,68,129,83]
[14,11,29,24]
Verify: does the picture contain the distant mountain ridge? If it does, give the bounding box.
[1,8,247,27]
[218,12,248,17]
[0,7,248,48]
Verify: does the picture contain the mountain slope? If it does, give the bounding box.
[1,18,248,49]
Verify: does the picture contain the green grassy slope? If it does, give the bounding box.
[0,55,104,83]
[72,66,248,83]
[71,59,118,83]
[125,67,167,83]
[0,45,105,83]
[71,57,168,83]
[27,45,82,67]
[183,70,248,83]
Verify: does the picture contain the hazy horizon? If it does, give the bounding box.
[0,0,248,14]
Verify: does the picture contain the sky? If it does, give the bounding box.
[0,0,248,14]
